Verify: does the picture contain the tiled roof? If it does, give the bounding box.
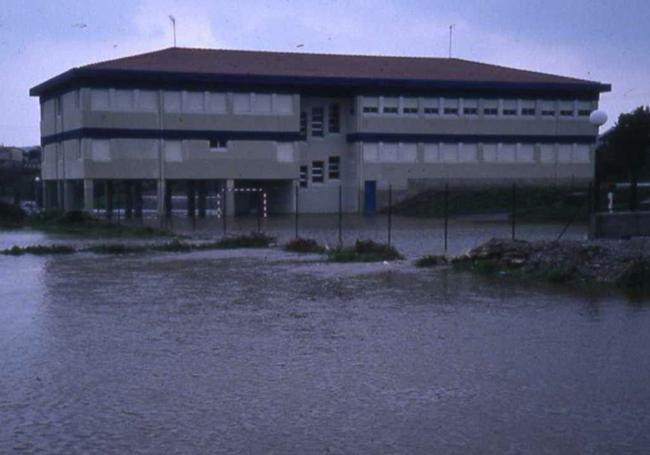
[83,47,597,86]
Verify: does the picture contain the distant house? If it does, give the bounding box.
[30,47,610,215]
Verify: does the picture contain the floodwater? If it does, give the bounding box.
[1,220,649,454]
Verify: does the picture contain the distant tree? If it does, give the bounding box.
[600,106,650,210]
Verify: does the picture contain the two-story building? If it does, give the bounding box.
[30,47,610,216]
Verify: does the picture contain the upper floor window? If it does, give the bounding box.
[382,97,399,114]
[502,100,517,116]
[311,107,324,137]
[274,94,293,114]
[463,99,478,116]
[541,100,555,117]
[423,98,439,115]
[559,101,574,117]
[328,104,340,133]
[299,165,308,187]
[209,139,228,152]
[521,99,536,117]
[328,156,340,179]
[300,111,308,140]
[443,98,459,116]
[362,97,379,113]
[577,101,593,117]
[312,161,324,183]
[402,98,418,115]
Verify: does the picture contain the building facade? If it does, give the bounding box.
[30,47,610,215]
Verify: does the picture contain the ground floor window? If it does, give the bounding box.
[311,161,324,183]
[299,165,308,187]
[328,156,340,179]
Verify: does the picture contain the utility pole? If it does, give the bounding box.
[169,15,177,47]
[448,24,455,58]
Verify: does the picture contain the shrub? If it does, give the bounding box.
[415,255,448,267]
[85,243,149,254]
[284,238,326,254]
[216,232,274,249]
[0,201,26,228]
[328,239,403,262]
[617,260,650,291]
[2,244,76,255]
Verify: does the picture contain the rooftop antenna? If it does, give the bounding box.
[168,15,177,47]
[448,24,455,58]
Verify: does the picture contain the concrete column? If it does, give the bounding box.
[105,180,114,220]
[83,179,94,212]
[134,181,143,219]
[157,180,166,216]
[165,181,173,216]
[42,181,51,210]
[197,180,207,218]
[56,181,64,210]
[124,181,133,219]
[225,179,235,217]
[186,180,196,217]
[63,180,74,212]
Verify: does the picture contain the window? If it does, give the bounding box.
[441,143,458,162]
[540,144,555,163]
[362,97,379,113]
[483,107,498,116]
[521,99,536,117]
[137,90,158,111]
[300,111,308,140]
[398,143,417,162]
[573,144,590,162]
[91,89,110,111]
[382,97,399,114]
[163,91,182,113]
[577,101,592,117]
[558,144,573,163]
[299,165,308,187]
[274,94,293,114]
[578,109,591,117]
[113,90,134,111]
[517,144,535,162]
[402,97,418,115]
[312,161,324,183]
[165,140,183,162]
[328,104,340,133]
[233,93,251,113]
[184,91,204,113]
[502,99,517,116]
[482,144,498,161]
[559,101,574,117]
[328,156,340,179]
[209,139,227,151]
[311,107,324,137]
[363,143,379,162]
[499,144,516,162]
[253,93,272,113]
[423,98,439,115]
[423,144,440,162]
[459,143,478,162]
[380,143,398,162]
[443,98,459,116]
[463,99,478,116]
[541,101,555,117]
[206,92,227,113]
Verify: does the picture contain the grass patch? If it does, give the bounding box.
[214,232,274,249]
[2,244,76,255]
[29,210,173,237]
[84,243,150,254]
[0,202,26,228]
[415,255,448,268]
[328,240,403,262]
[390,186,588,222]
[284,238,326,254]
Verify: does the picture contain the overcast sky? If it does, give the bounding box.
[1,0,649,146]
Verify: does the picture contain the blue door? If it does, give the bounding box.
[364,181,376,215]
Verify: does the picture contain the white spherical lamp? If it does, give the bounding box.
[589,110,608,126]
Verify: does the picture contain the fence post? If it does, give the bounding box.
[387,184,392,246]
[256,190,261,233]
[222,187,227,236]
[338,184,342,247]
[511,183,517,240]
[444,183,449,253]
[295,182,299,239]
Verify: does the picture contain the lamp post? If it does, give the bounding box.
[589,110,608,213]
[34,176,41,209]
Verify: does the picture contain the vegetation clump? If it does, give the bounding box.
[415,255,448,268]
[0,202,26,228]
[284,238,326,254]
[328,240,403,262]
[215,232,274,249]
[29,210,172,237]
[2,244,76,255]
[616,260,650,291]
[85,243,150,255]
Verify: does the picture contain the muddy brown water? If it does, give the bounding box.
[1,221,649,454]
